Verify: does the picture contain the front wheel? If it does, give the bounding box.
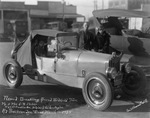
[122,66,147,96]
[3,59,23,88]
[82,73,114,111]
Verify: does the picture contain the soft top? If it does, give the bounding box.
[31,29,64,37]
[16,29,78,67]
[31,29,77,38]
[93,9,150,18]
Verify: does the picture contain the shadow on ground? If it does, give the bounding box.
[0,84,86,118]
[0,84,149,116]
[106,89,150,112]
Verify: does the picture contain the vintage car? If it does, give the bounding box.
[3,29,147,111]
[92,9,150,57]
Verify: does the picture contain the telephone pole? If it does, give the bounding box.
[62,0,65,22]
[94,0,98,10]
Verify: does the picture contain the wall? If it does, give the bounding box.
[108,0,128,9]
[30,10,49,16]
[0,10,4,33]
[48,2,76,14]
[141,4,150,33]
[0,19,4,33]
[48,2,62,14]
[65,5,76,14]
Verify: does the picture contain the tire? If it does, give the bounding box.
[82,73,114,111]
[3,59,23,88]
[122,66,147,96]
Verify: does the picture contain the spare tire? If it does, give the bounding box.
[3,59,23,88]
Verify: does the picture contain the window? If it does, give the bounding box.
[57,35,78,51]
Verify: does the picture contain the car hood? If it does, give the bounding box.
[77,50,112,77]
[79,50,112,63]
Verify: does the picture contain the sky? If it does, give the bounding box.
[1,0,109,20]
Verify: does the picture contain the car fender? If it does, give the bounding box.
[77,51,111,77]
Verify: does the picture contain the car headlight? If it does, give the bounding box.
[125,63,131,73]
[11,50,14,56]
[11,50,17,59]
[106,67,118,79]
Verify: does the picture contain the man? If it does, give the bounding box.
[103,17,123,35]
[95,26,110,53]
[79,22,97,51]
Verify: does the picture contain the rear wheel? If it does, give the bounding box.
[3,59,23,88]
[122,66,147,96]
[82,73,114,111]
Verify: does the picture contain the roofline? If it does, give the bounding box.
[93,9,150,18]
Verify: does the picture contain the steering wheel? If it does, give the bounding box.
[64,41,72,46]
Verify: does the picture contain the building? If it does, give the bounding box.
[0,1,84,42]
[108,0,150,31]
[128,0,150,10]
[109,0,128,9]
[108,0,150,10]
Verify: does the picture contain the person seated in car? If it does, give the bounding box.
[47,37,56,57]
[37,40,47,57]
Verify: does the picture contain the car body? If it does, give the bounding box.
[3,29,147,111]
[91,9,150,58]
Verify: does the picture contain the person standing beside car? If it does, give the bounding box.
[79,22,97,51]
[95,26,110,53]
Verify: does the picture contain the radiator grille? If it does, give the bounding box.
[109,56,120,72]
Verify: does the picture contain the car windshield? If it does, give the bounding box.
[57,35,78,51]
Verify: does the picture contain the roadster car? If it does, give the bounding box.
[3,29,147,111]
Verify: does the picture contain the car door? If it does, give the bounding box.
[54,50,81,87]
[41,38,57,73]
[52,33,81,87]
[55,50,80,76]
[42,57,55,73]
